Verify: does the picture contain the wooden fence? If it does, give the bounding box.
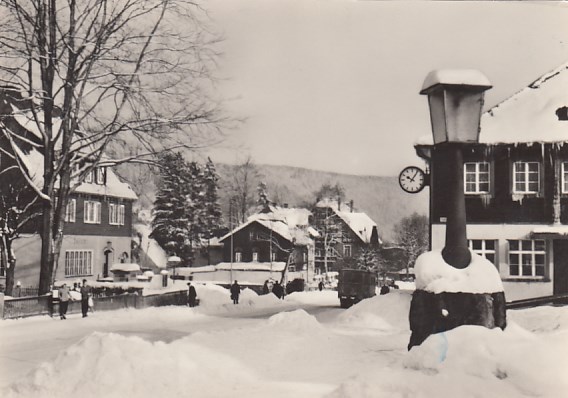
[0,290,189,320]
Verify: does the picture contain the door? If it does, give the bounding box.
[553,239,568,295]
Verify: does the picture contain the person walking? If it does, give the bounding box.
[80,279,91,318]
[187,282,197,307]
[58,283,71,320]
[262,280,270,295]
[272,281,284,299]
[230,280,241,304]
[318,281,324,291]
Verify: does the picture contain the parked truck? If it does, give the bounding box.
[337,269,377,308]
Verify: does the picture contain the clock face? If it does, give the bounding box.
[399,166,426,194]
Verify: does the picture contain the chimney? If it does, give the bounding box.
[349,199,354,212]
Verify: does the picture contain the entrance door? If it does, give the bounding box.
[553,240,568,295]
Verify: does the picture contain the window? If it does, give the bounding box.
[288,265,296,272]
[468,239,496,264]
[252,251,259,262]
[464,162,490,194]
[249,231,256,241]
[513,162,540,194]
[64,250,93,277]
[562,162,568,194]
[234,251,242,262]
[84,201,101,224]
[343,244,352,257]
[96,167,106,185]
[508,240,546,278]
[109,203,125,225]
[64,199,76,223]
[85,171,93,184]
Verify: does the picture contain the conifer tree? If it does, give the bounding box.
[151,153,194,264]
[202,158,223,239]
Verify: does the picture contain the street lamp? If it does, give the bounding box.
[407,69,506,350]
[420,69,491,269]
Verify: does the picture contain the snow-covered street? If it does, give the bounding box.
[1,285,568,398]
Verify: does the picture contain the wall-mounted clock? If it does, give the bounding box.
[399,166,427,194]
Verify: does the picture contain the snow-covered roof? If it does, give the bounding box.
[110,263,141,273]
[220,206,315,246]
[532,225,568,236]
[134,224,168,269]
[74,168,138,200]
[315,198,379,244]
[176,262,287,275]
[0,88,137,200]
[416,62,568,146]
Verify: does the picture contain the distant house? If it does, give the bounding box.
[0,87,137,287]
[218,205,318,283]
[312,198,380,273]
[415,62,568,301]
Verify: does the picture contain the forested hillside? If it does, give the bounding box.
[118,163,429,242]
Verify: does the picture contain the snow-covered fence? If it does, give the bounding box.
[1,291,189,319]
[2,295,52,319]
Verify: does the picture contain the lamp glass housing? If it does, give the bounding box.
[427,86,485,145]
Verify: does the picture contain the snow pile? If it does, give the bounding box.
[3,332,258,398]
[285,290,339,306]
[335,290,412,332]
[3,288,568,397]
[266,309,326,333]
[328,323,568,398]
[195,283,287,315]
[414,250,504,293]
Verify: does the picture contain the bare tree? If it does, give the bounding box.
[394,212,429,276]
[0,0,226,294]
[0,168,41,296]
[228,156,261,224]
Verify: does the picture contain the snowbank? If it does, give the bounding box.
[2,286,568,398]
[335,290,412,332]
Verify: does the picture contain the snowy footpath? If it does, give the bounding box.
[1,284,568,398]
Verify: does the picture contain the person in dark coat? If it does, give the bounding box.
[262,280,270,295]
[318,281,324,291]
[80,279,91,318]
[380,284,390,295]
[230,280,241,304]
[187,282,197,307]
[272,281,284,299]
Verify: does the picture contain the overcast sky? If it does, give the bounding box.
[203,0,568,176]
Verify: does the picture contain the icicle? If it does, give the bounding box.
[541,142,545,163]
[481,195,491,208]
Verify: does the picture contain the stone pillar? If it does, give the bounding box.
[408,250,507,350]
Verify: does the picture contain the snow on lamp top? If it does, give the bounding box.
[414,250,504,294]
[421,69,492,145]
[420,69,492,94]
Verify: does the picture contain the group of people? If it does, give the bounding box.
[56,279,92,320]
[261,280,285,299]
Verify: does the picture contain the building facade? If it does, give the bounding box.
[312,198,380,273]
[415,62,568,301]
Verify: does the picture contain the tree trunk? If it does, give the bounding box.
[38,200,55,295]
[1,235,15,296]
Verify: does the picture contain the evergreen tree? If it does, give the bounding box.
[202,158,223,240]
[151,152,194,264]
[257,181,271,211]
[151,154,224,266]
